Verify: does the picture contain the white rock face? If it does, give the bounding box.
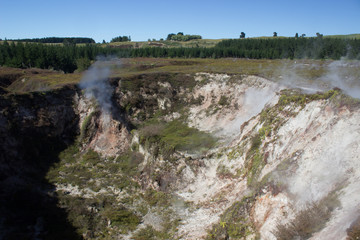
[176,73,360,239]
[188,74,282,138]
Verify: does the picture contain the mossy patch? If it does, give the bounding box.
[139,119,217,156]
[278,88,340,109]
[102,206,140,232]
[143,189,170,208]
[80,111,96,141]
[206,194,257,239]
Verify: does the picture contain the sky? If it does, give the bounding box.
[1,0,359,42]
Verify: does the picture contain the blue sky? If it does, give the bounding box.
[1,0,359,42]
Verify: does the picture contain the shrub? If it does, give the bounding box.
[143,189,169,207]
[103,206,140,232]
[138,119,217,155]
[139,123,165,141]
[160,120,216,153]
[115,151,144,177]
[132,225,174,240]
[218,95,229,106]
[347,216,360,240]
[273,192,340,240]
[216,164,235,178]
[206,195,256,239]
[80,111,95,141]
[247,151,264,187]
[132,226,160,240]
[82,149,101,166]
[249,133,262,154]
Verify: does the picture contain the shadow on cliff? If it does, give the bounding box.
[0,86,82,239]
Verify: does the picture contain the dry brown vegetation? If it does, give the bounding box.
[273,192,340,240]
[2,58,356,94]
[347,216,360,240]
[0,66,81,93]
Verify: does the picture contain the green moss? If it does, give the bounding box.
[226,144,245,160]
[103,207,140,232]
[144,189,170,207]
[132,225,174,240]
[206,195,257,239]
[131,143,140,151]
[56,193,107,238]
[216,164,236,178]
[81,149,101,167]
[259,125,272,139]
[329,90,360,109]
[80,111,95,141]
[161,120,216,152]
[278,88,340,109]
[247,151,265,187]
[249,133,262,154]
[139,119,217,156]
[46,142,81,184]
[132,225,163,240]
[115,151,144,177]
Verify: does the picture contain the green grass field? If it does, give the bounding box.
[2,56,359,93]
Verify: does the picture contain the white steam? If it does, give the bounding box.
[79,58,119,113]
[219,87,277,138]
[277,59,360,99]
[277,62,324,93]
[320,59,360,99]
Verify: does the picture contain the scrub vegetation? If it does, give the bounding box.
[274,192,341,240]
[206,195,257,239]
[139,119,217,155]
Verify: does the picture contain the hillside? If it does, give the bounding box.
[1,58,360,239]
[106,33,360,49]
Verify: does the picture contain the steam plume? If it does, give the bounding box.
[79,58,117,113]
[321,59,360,99]
[276,59,360,99]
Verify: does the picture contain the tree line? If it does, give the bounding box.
[130,37,359,59]
[0,37,359,73]
[0,41,118,73]
[110,36,131,43]
[166,32,202,41]
[214,37,360,59]
[8,37,95,44]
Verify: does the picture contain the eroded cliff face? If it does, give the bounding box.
[1,71,359,240]
[0,86,81,239]
[184,85,360,240]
